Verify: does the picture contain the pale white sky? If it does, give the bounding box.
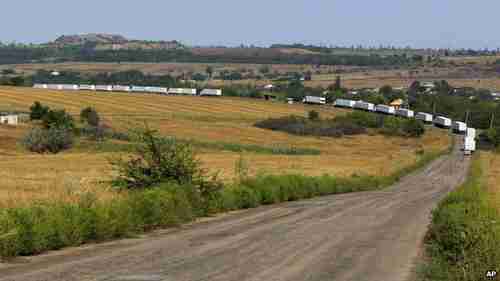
[1,0,498,49]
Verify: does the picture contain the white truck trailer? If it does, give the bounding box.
[95,85,113,92]
[131,86,147,93]
[61,84,79,91]
[79,84,96,91]
[375,104,396,115]
[396,108,414,118]
[466,128,476,139]
[354,101,375,112]
[452,121,467,134]
[200,89,223,97]
[112,85,131,92]
[33,84,48,89]
[47,84,63,90]
[433,116,452,128]
[303,96,326,105]
[334,99,356,108]
[464,136,476,155]
[168,88,197,95]
[145,87,168,94]
[415,112,433,124]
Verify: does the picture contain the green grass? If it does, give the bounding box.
[0,148,445,259]
[419,154,500,281]
[74,138,321,155]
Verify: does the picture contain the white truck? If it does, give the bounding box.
[33,84,48,89]
[452,121,467,134]
[168,88,197,95]
[416,112,433,123]
[354,101,375,112]
[433,116,452,128]
[95,85,113,92]
[464,136,476,155]
[112,85,131,92]
[334,99,356,108]
[375,104,396,115]
[200,89,223,96]
[303,96,326,105]
[466,128,476,139]
[396,108,414,118]
[79,84,96,91]
[145,87,168,94]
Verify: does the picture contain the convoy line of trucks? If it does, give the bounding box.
[33,84,221,96]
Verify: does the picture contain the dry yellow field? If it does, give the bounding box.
[0,86,451,206]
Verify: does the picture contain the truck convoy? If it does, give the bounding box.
[395,108,414,118]
[375,105,396,115]
[415,112,433,123]
[354,101,375,112]
[334,99,356,108]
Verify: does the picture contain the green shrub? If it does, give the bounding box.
[29,101,49,121]
[22,127,73,154]
[111,128,203,189]
[42,109,74,130]
[403,119,425,137]
[308,110,320,121]
[80,107,100,127]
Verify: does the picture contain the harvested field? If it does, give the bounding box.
[0,86,451,206]
[483,151,500,210]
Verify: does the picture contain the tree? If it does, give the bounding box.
[80,107,100,127]
[259,65,270,74]
[205,66,214,79]
[334,76,342,91]
[379,85,393,96]
[42,109,74,130]
[29,101,49,120]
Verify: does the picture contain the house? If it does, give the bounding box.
[0,114,19,125]
[389,99,404,110]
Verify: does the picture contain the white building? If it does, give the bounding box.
[0,114,18,125]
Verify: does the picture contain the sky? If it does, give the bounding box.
[1,0,499,49]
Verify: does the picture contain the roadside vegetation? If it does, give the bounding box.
[419,153,500,281]
[0,126,448,259]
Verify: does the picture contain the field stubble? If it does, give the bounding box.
[0,87,450,206]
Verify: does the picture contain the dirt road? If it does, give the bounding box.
[0,138,469,281]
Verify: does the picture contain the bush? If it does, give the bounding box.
[111,127,205,189]
[29,101,49,121]
[402,119,425,137]
[22,127,73,154]
[308,110,320,121]
[42,109,74,130]
[80,107,100,127]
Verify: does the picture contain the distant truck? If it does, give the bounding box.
[334,99,356,108]
[375,104,396,115]
[452,121,467,134]
[168,88,197,95]
[396,108,414,118]
[354,101,375,112]
[415,112,433,124]
[464,136,476,155]
[200,89,223,96]
[303,96,326,105]
[433,116,452,128]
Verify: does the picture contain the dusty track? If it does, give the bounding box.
[0,137,469,281]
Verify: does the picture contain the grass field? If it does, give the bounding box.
[483,151,500,211]
[0,86,451,206]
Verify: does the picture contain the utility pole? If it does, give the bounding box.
[432,102,437,116]
[465,110,470,126]
[490,112,495,129]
